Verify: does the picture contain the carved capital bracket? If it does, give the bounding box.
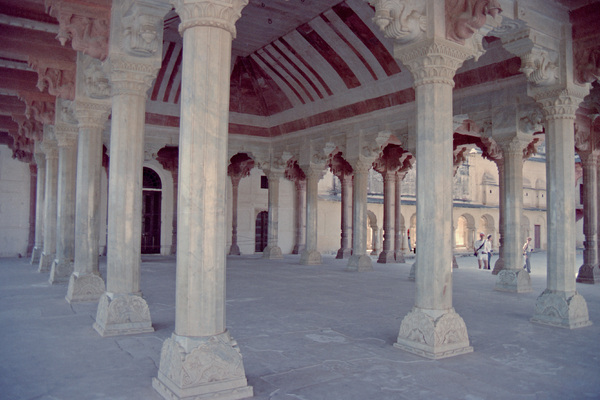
[18,92,56,125]
[118,0,171,58]
[173,0,249,38]
[46,0,111,61]
[12,114,44,142]
[394,38,473,87]
[74,99,111,129]
[284,158,306,183]
[368,0,427,45]
[327,152,353,179]
[534,85,590,122]
[157,146,180,173]
[109,58,160,97]
[28,58,76,101]
[77,53,111,100]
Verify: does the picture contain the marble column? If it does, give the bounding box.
[27,164,36,257]
[66,100,110,303]
[393,39,473,359]
[228,174,242,255]
[300,164,323,265]
[157,147,179,255]
[38,129,58,273]
[492,159,505,274]
[293,179,306,254]
[495,137,531,292]
[153,1,253,399]
[30,150,45,264]
[531,88,591,328]
[50,123,79,284]
[336,173,353,259]
[263,171,283,259]
[347,159,373,271]
[93,62,157,336]
[378,170,395,263]
[576,152,599,283]
[394,171,406,263]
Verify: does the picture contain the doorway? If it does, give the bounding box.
[255,211,268,252]
[141,167,161,254]
[534,224,541,249]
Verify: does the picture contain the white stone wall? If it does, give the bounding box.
[0,145,31,257]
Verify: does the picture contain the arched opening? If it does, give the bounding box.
[366,210,379,255]
[255,211,268,252]
[141,167,162,254]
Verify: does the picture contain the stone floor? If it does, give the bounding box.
[1,251,599,400]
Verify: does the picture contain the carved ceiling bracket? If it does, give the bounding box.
[45,0,111,61]
[28,58,76,100]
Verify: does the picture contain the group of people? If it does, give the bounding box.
[474,233,494,270]
[474,233,534,272]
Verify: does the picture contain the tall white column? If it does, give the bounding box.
[495,137,531,292]
[531,88,591,328]
[300,164,323,265]
[94,1,171,337]
[336,173,353,259]
[38,127,58,273]
[153,1,253,399]
[263,170,283,259]
[347,158,373,271]
[394,171,407,263]
[30,149,45,264]
[66,99,110,303]
[228,174,242,255]
[378,170,396,263]
[293,179,306,254]
[576,152,599,283]
[491,159,505,274]
[50,111,79,284]
[393,39,473,359]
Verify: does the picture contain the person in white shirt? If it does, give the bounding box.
[485,234,493,270]
[474,232,488,269]
[523,237,533,273]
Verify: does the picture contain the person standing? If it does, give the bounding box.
[485,234,493,270]
[474,232,488,269]
[523,237,532,273]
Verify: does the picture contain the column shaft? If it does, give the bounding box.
[394,172,405,263]
[50,135,78,283]
[39,140,58,273]
[31,153,45,264]
[228,176,241,255]
[576,154,599,283]
[378,171,395,263]
[263,173,283,259]
[495,140,531,292]
[336,174,352,259]
[492,161,505,274]
[348,162,372,271]
[293,180,306,254]
[300,167,322,264]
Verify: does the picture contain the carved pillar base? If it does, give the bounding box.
[494,270,532,293]
[66,272,105,303]
[336,247,352,259]
[408,262,416,281]
[531,289,592,329]
[30,246,43,264]
[377,250,395,264]
[153,332,253,400]
[38,252,55,273]
[228,244,241,256]
[394,307,473,360]
[93,292,153,337]
[347,255,373,272]
[262,245,283,260]
[492,257,504,275]
[49,259,73,284]
[576,264,600,284]
[394,251,405,264]
[292,244,304,255]
[300,249,321,265]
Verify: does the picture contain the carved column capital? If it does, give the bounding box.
[41,139,59,160]
[54,126,79,148]
[74,100,111,129]
[173,0,249,38]
[347,156,374,174]
[79,54,112,99]
[300,163,326,180]
[534,86,589,121]
[109,58,160,98]
[394,38,473,87]
[118,1,171,58]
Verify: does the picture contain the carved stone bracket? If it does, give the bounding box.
[28,58,76,100]
[46,0,111,61]
[80,54,111,99]
[120,1,170,57]
[368,0,427,45]
[284,158,306,183]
